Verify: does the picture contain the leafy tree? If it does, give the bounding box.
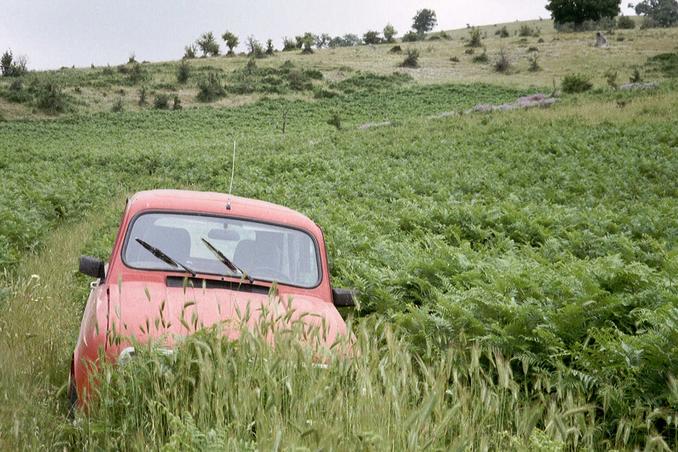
[266,39,275,55]
[546,0,621,25]
[183,44,197,59]
[633,0,678,27]
[301,33,316,54]
[282,37,297,51]
[383,24,397,43]
[363,30,382,45]
[1,50,28,77]
[1,51,13,76]
[412,9,438,35]
[246,37,265,58]
[315,33,331,49]
[222,31,239,56]
[196,32,220,57]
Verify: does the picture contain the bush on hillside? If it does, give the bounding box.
[282,37,297,51]
[402,31,419,42]
[617,15,636,29]
[496,26,510,37]
[1,50,28,77]
[176,61,190,83]
[197,72,225,102]
[153,94,170,110]
[562,73,593,93]
[34,79,69,114]
[400,48,420,68]
[467,27,483,47]
[363,31,382,45]
[494,48,511,73]
[183,44,197,59]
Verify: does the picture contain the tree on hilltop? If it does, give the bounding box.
[383,24,398,42]
[222,31,239,56]
[197,32,220,57]
[412,9,437,35]
[546,0,621,25]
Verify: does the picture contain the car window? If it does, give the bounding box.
[123,212,320,288]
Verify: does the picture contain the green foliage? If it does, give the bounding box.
[383,24,397,43]
[222,31,239,55]
[246,36,265,59]
[138,86,147,106]
[33,79,69,114]
[153,93,170,110]
[301,33,315,54]
[467,27,483,48]
[225,61,320,94]
[646,51,678,77]
[546,0,621,26]
[176,60,190,84]
[400,49,420,68]
[528,53,541,72]
[497,26,510,38]
[494,48,512,73]
[472,48,489,63]
[196,32,220,57]
[635,0,678,27]
[183,44,197,59]
[412,8,437,35]
[1,80,677,450]
[282,37,297,51]
[630,67,643,82]
[315,33,331,49]
[617,15,637,29]
[401,31,419,42]
[111,97,124,112]
[265,39,275,56]
[196,72,225,102]
[327,111,341,129]
[1,50,28,77]
[605,69,619,88]
[562,73,593,93]
[362,30,382,45]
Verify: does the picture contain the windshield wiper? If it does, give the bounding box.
[135,238,196,276]
[201,238,254,284]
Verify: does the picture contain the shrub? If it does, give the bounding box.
[464,48,475,55]
[153,94,170,110]
[183,44,196,60]
[497,26,510,38]
[126,63,147,85]
[538,37,545,43]
[222,31,239,56]
[327,112,342,130]
[138,86,147,106]
[196,32,220,57]
[246,37,265,59]
[528,53,541,72]
[34,79,69,114]
[630,67,643,83]
[562,73,593,93]
[519,25,533,37]
[111,97,124,112]
[300,33,315,54]
[282,37,297,51]
[127,53,137,64]
[383,24,397,43]
[172,95,182,110]
[265,39,275,56]
[101,65,114,76]
[315,34,331,49]
[3,77,31,103]
[402,31,419,42]
[197,72,225,101]
[450,56,460,62]
[467,27,482,47]
[363,31,382,45]
[527,46,539,52]
[494,48,511,73]
[472,49,489,63]
[389,45,403,54]
[176,61,190,83]
[400,48,420,68]
[1,50,28,77]
[617,15,636,29]
[647,52,678,77]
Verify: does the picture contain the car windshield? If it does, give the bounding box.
[123,212,320,288]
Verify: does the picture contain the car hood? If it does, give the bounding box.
[106,280,347,354]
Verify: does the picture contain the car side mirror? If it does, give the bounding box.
[332,288,356,307]
[79,256,105,279]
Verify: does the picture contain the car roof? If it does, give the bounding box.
[126,190,321,233]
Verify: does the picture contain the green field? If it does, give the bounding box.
[1,18,678,450]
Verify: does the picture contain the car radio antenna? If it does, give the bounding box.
[226,140,236,210]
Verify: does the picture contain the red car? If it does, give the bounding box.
[69,189,355,409]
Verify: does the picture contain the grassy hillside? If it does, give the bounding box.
[1,17,677,450]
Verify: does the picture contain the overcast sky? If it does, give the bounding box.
[1,0,636,70]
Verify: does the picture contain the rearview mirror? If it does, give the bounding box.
[79,256,105,279]
[332,288,356,307]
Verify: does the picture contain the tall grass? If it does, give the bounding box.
[61,314,609,450]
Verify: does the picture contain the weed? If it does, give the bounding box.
[400,49,420,68]
[562,73,593,93]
